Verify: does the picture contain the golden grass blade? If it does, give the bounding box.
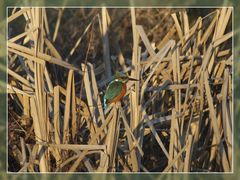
[104,106,119,172]
[204,71,221,144]
[221,68,232,169]
[8,68,32,87]
[9,27,38,43]
[8,42,80,71]
[213,31,232,48]
[220,143,231,172]
[43,8,50,36]
[8,47,46,65]
[141,41,175,101]
[81,64,97,123]
[142,80,172,110]
[168,108,176,172]
[30,97,48,172]
[171,13,184,45]
[20,137,27,169]
[101,7,111,77]
[8,8,30,23]
[156,25,176,50]
[163,143,187,172]
[7,84,33,97]
[44,38,63,59]
[200,12,218,45]
[129,8,141,172]
[182,17,202,53]
[53,8,64,42]
[83,158,94,172]
[53,85,62,168]
[136,25,156,57]
[182,10,190,41]
[183,134,193,172]
[197,17,202,48]
[44,68,54,94]
[22,85,30,118]
[71,74,77,139]
[63,70,73,144]
[37,142,106,151]
[11,7,17,15]
[208,8,232,74]
[119,105,144,156]
[66,19,92,62]
[146,120,169,159]
[120,108,139,171]
[215,8,227,38]
[54,86,61,144]
[88,63,105,123]
[97,151,108,172]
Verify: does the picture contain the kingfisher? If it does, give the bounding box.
[104,72,138,111]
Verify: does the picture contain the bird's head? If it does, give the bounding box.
[114,72,138,83]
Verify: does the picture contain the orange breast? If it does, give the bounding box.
[109,83,127,103]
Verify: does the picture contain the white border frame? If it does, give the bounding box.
[6,6,234,175]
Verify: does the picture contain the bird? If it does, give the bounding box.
[104,72,138,111]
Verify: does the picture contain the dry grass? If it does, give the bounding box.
[7,7,232,172]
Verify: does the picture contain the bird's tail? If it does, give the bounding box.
[103,98,108,113]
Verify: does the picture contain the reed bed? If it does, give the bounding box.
[7,7,232,172]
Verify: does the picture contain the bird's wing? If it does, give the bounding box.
[104,81,123,102]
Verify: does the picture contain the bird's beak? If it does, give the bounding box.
[128,77,139,81]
